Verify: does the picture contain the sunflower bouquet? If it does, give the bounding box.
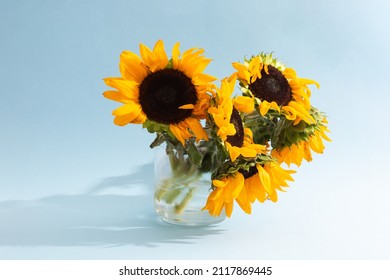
[103,40,330,222]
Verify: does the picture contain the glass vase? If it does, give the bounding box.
[154,142,226,226]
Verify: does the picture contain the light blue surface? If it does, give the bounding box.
[1,0,390,259]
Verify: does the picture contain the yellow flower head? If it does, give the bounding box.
[272,117,331,166]
[103,40,217,145]
[209,76,266,161]
[232,53,319,125]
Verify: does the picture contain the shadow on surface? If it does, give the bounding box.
[0,163,225,248]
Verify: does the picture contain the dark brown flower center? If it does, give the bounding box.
[248,65,292,106]
[239,165,258,179]
[139,69,197,124]
[226,108,244,147]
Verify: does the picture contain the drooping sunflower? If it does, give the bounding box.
[203,160,295,217]
[271,115,331,166]
[103,40,217,145]
[232,53,319,125]
[208,76,266,161]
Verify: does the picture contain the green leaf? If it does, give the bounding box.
[149,133,166,149]
[187,141,203,168]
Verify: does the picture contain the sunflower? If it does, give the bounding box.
[208,76,266,161]
[232,53,319,125]
[203,160,295,217]
[103,40,217,145]
[272,117,331,166]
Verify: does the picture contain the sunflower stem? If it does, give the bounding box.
[164,188,182,204]
[155,140,210,214]
[174,188,194,214]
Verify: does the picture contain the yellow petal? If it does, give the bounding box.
[132,113,147,124]
[172,42,180,69]
[300,78,320,89]
[152,39,169,71]
[139,43,154,68]
[191,57,211,76]
[282,105,297,120]
[268,191,278,202]
[309,133,325,153]
[169,124,186,145]
[232,62,251,84]
[192,73,217,85]
[113,102,140,116]
[113,114,134,126]
[247,174,267,203]
[260,100,280,116]
[230,173,245,198]
[178,104,195,109]
[289,101,315,124]
[224,201,233,217]
[112,103,145,125]
[225,143,240,161]
[104,78,139,99]
[233,96,254,113]
[256,165,272,195]
[185,117,209,142]
[119,51,148,84]
[263,64,269,75]
[180,48,205,77]
[249,56,262,83]
[212,179,228,188]
[103,90,135,103]
[236,186,252,214]
[266,162,294,188]
[203,190,224,216]
[302,142,312,162]
[260,100,271,116]
[244,128,253,140]
[269,101,281,112]
[237,146,258,158]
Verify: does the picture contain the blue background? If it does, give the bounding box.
[1,0,389,259]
